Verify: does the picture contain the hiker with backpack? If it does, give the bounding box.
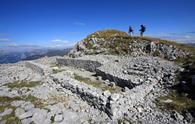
[139,25,146,37]
[128,26,134,37]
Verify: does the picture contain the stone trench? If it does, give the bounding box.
[57,58,140,89]
[55,57,161,119]
[22,57,178,120]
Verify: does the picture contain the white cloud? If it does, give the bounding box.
[52,39,69,44]
[0,38,11,42]
[73,22,86,26]
[146,32,195,43]
[52,39,61,42]
[51,39,76,48]
[7,44,18,47]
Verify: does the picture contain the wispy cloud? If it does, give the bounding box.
[73,22,86,26]
[7,44,18,47]
[52,39,68,43]
[185,31,195,34]
[146,32,195,43]
[0,38,11,42]
[0,33,12,42]
[0,44,46,53]
[51,39,76,48]
[6,44,41,48]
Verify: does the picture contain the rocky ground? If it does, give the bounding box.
[0,54,194,124]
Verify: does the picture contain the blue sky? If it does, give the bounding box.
[0,0,195,49]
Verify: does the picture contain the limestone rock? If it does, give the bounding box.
[0,108,13,116]
[54,114,63,122]
[18,111,33,120]
[15,108,25,117]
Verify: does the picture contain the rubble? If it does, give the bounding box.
[0,54,192,124]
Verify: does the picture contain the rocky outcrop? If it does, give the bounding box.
[25,61,52,76]
[0,62,43,85]
[128,40,189,60]
[69,30,192,61]
[25,62,45,75]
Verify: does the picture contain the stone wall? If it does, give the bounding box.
[96,69,137,89]
[57,58,102,72]
[51,74,111,114]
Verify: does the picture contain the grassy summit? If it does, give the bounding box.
[84,29,129,40]
[82,29,195,56]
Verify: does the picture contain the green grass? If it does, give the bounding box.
[0,104,16,113]
[0,94,53,123]
[152,51,161,57]
[157,54,195,115]
[53,69,65,74]
[24,95,69,108]
[23,95,45,108]
[1,111,21,124]
[50,63,60,67]
[0,96,22,123]
[0,96,22,124]
[0,96,22,105]
[0,95,44,110]
[117,117,138,124]
[74,74,120,93]
[5,81,41,89]
[24,95,38,104]
[175,56,195,66]
[83,29,129,50]
[0,95,43,109]
[50,115,55,123]
[155,90,195,113]
[84,29,128,41]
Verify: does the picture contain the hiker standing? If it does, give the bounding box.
[139,25,146,37]
[128,26,134,37]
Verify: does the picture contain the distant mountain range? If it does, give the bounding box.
[0,48,71,64]
[187,43,195,47]
[0,42,194,64]
[23,48,71,60]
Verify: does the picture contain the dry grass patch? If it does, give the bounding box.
[156,90,195,113]
[5,81,41,89]
[0,96,22,124]
[74,74,121,93]
[1,111,21,124]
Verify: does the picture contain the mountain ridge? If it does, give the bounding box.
[0,48,71,64]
